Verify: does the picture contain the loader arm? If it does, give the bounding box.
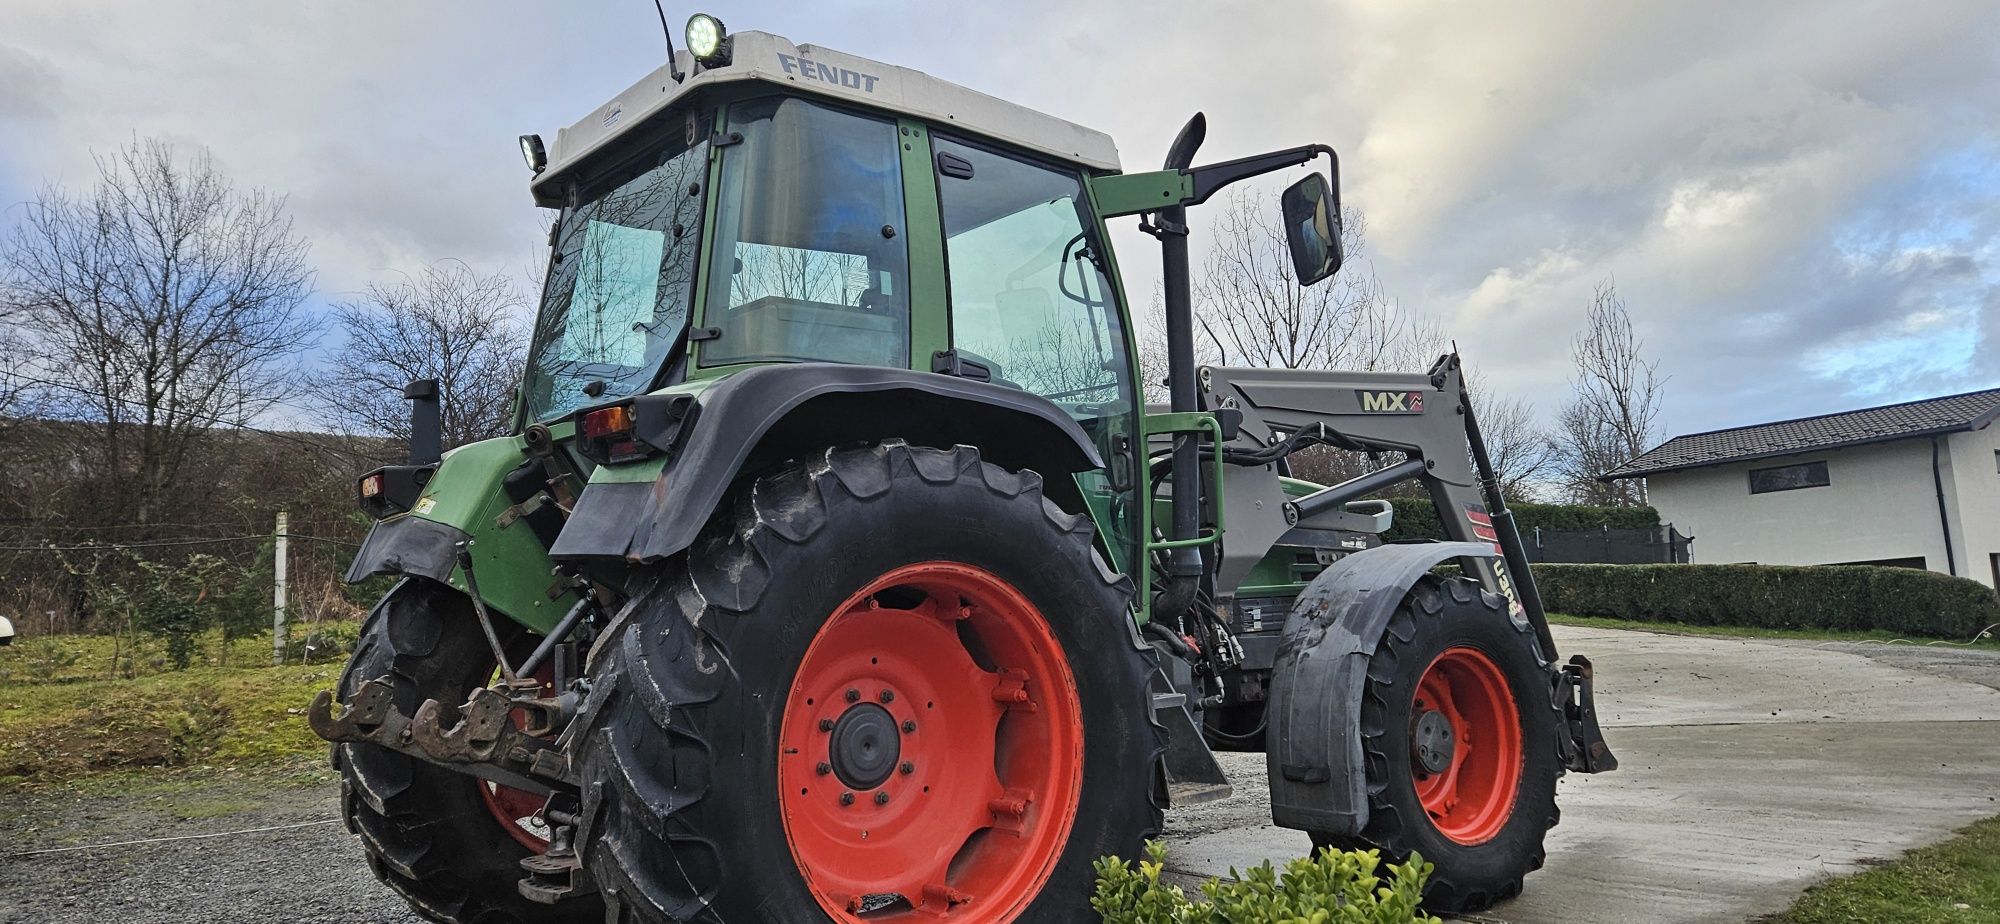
[1199,355,1554,657]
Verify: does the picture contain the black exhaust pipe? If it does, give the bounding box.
[405,378,442,466]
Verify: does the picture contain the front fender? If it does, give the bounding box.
[1265,541,1497,834]
[551,363,1103,563]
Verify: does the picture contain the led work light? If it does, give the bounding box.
[685,13,729,65]
[519,134,547,174]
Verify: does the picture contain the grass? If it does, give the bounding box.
[0,630,347,791]
[1759,816,2000,924]
[1548,612,2000,648]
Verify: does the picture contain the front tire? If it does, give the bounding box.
[1311,576,1562,913]
[334,580,601,924]
[572,441,1164,923]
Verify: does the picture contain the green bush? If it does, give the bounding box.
[1383,499,1659,542]
[1535,563,2000,638]
[1093,841,1441,924]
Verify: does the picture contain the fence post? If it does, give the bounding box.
[273,509,289,666]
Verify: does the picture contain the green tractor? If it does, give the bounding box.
[312,17,1616,923]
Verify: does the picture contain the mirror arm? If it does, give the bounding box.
[1185,144,1338,205]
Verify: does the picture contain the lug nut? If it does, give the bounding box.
[816,762,833,776]
[899,761,916,775]
[879,690,895,703]
[874,791,891,805]
[819,718,835,732]
[840,791,855,806]
[902,720,918,733]
[845,689,861,703]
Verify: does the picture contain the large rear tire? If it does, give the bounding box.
[572,441,1164,923]
[1311,576,1561,914]
[334,579,601,924]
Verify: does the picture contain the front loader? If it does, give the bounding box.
[311,18,1615,923]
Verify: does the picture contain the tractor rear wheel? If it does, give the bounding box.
[572,441,1164,923]
[1311,576,1561,914]
[334,579,601,924]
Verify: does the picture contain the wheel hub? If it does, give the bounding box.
[828,702,902,790]
[1412,708,1456,775]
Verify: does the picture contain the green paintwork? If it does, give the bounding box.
[1142,411,1226,551]
[899,120,949,368]
[403,436,577,634]
[686,102,730,378]
[1087,169,1194,218]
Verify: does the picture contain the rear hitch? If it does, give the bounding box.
[519,806,598,904]
[308,677,577,792]
[1558,655,1618,773]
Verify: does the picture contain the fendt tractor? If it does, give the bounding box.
[311,17,1617,923]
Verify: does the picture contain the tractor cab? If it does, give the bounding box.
[518,29,1135,428]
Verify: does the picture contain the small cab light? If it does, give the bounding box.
[583,404,635,439]
[520,134,547,175]
[359,472,385,498]
[685,13,729,66]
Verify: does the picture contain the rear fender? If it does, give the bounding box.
[345,435,577,634]
[1265,541,1497,834]
[550,363,1103,564]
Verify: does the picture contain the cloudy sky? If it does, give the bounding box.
[3,0,1995,440]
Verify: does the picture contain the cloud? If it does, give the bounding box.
[1,0,1996,439]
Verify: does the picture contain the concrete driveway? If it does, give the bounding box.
[1163,625,2000,923]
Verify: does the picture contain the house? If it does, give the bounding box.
[1600,388,2000,587]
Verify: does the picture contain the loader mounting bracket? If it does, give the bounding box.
[1559,654,1618,773]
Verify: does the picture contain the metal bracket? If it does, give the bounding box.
[308,677,576,793]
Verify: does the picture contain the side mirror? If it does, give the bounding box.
[1281,172,1343,286]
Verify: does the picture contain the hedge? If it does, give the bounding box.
[1383,498,1659,543]
[1533,563,2000,639]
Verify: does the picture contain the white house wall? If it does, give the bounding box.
[1944,423,2000,587]
[1645,439,1956,576]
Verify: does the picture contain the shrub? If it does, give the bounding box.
[1534,563,2000,638]
[1092,841,1442,924]
[1383,499,1659,543]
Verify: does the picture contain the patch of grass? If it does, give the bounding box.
[1759,815,2000,924]
[0,661,340,790]
[0,622,360,687]
[1548,612,2000,648]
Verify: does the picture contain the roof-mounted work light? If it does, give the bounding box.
[685,13,730,66]
[519,134,547,175]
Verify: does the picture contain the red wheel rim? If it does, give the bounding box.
[478,663,555,852]
[1410,646,1522,846]
[778,562,1084,921]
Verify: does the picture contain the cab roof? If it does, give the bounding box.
[530,30,1122,206]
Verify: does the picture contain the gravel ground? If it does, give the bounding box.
[0,627,1991,924]
[0,767,421,924]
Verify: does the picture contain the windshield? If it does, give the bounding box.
[522,125,710,421]
[698,97,910,368]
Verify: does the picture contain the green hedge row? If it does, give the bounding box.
[1533,563,2000,638]
[1383,498,1660,542]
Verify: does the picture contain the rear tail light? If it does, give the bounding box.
[359,473,384,498]
[583,405,635,439]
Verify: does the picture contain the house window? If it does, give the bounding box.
[1748,460,1829,494]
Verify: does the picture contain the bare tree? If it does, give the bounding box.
[1555,279,1664,505]
[319,261,528,448]
[1193,194,1433,373]
[2,138,317,530]
[1465,368,1558,502]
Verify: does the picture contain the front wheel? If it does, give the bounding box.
[571,442,1164,923]
[1312,576,1562,914]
